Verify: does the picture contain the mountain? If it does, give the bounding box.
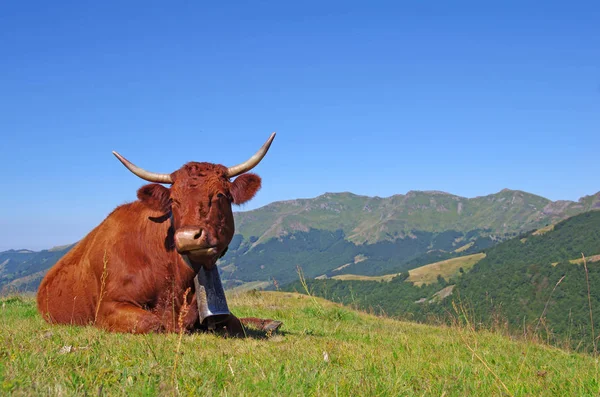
[2,189,599,293]
[0,245,74,294]
[221,189,600,286]
[235,189,600,245]
[290,210,600,352]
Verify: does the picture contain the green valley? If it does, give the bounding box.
[289,210,600,352]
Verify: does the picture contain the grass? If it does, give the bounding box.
[1,291,599,396]
[549,254,600,267]
[330,273,396,282]
[227,280,273,294]
[454,241,474,253]
[331,253,486,284]
[407,253,486,286]
[533,224,555,236]
[569,254,600,265]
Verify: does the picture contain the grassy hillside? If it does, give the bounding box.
[330,273,398,282]
[1,292,599,395]
[452,210,600,349]
[407,253,486,286]
[329,253,485,284]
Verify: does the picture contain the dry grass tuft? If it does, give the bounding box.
[93,250,109,325]
[171,287,191,395]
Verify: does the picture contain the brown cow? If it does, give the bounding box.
[37,133,278,336]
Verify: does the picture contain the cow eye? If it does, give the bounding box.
[216,193,232,202]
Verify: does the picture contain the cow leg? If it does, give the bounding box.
[96,302,164,334]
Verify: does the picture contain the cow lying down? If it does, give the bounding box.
[37,133,281,337]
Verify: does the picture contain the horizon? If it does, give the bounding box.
[254,187,600,203]
[4,186,600,252]
[1,1,599,250]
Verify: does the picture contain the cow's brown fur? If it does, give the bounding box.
[37,161,264,335]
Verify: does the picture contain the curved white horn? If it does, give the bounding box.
[226,132,276,177]
[112,151,174,184]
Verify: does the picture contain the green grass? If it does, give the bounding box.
[1,292,599,396]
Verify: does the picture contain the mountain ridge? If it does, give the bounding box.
[234,189,600,244]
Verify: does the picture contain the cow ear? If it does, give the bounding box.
[230,173,262,205]
[137,184,171,212]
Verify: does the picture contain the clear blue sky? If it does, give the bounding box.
[1,1,598,251]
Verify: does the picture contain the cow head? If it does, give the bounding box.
[113,133,275,270]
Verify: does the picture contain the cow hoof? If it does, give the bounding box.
[262,320,283,333]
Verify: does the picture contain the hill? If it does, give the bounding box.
[0,245,74,294]
[1,291,598,395]
[452,210,600,348]
[289,210,600,352]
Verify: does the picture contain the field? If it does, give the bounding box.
[331,253,486,285]
[407,253,486,286]
[330,273,398,282]
[1,291,599,396]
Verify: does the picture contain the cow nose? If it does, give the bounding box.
[174,226,208,252]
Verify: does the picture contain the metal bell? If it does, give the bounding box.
[194,266,231,329]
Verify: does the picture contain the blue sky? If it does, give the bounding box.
[1,1,599,250]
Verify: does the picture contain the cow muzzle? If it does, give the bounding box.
[174,227,218,257]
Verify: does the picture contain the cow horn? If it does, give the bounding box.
[226,132,276,177]
[112,151,174,184]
